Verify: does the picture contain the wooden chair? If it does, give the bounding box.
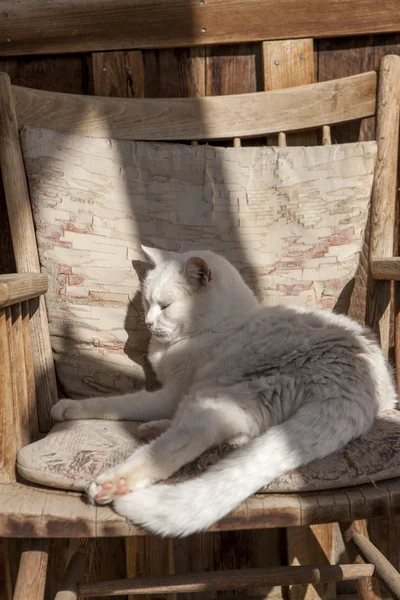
[1,54,400,600]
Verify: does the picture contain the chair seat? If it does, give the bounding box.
[6,408,399,538]
[17,409,400,493]
[2,475,400,538]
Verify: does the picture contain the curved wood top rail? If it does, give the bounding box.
[0,0,399,56]
[10,71,377,141]
[0,274,48,308]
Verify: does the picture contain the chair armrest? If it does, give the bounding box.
[0,273,48,308]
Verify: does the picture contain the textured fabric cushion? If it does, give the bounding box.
[21,127,377,400]
[17,410,400,493]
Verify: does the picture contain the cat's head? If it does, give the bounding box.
[139,246,255,343]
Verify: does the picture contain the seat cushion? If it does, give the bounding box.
[17,409,400,493]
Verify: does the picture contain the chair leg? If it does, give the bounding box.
[54,551,88,600]
[340,521,391,600]
[13,539,49,600]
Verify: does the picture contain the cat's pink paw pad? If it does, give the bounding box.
[87,477,129,505]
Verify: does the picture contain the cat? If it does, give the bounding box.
[52,246,397,537]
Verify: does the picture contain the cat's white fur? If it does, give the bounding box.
[52,247,397,537]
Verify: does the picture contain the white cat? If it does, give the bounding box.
[52,247,397,537]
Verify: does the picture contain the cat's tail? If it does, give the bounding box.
[114,401,373,537]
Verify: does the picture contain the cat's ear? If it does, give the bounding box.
[185,257,212,288]
[141,245,174,265]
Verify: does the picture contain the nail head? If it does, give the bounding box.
[199,0,205,4]
[201,27,207,33]
[274,59,279,65]
[299,54,304,60]
[102,67,107,72]
[6,37,11,43]
[2,12,8,18]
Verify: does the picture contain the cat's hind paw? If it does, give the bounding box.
[87,477,129,505]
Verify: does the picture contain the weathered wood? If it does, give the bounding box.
[78,564,376,598]
[322,125,332,145]
[0,540,12,600]
[21,300,39,442]
[126,537,175,600]
[54,552,88,600]
[263,39,314,91]
[262,39,316,146]
[340,521,382,600]
[1,478,400,539]
[0,273,48,308]
[143,48,205,98]
[0,308,18,482]
[13,539,49,600]
[2,1,400,56]
[10,303,30,450]
[92,51,145,98]
[367,55,400,356]
[12,71,377,141]
[341,520,400,600]
[371,258,400,281]
[205,44,258,96]
[0,72,58,432]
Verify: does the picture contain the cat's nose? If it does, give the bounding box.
[145,320,152,328]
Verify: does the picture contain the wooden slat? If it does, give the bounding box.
[263,39,315,91]
[367,55,400,356]
[11,71,377,141]
[21,300,39,442]
[205,44,258,96]
[262,38,316,147]
[143,48,205,98]
[1,1,400,56]
[371,258,400,280]
[0,73,58,432]
[0,308,18,483]
[92,51,145,98]
[78,564,376,598]
[0,273,48,308]
[13,539,49,600]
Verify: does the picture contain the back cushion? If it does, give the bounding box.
[21,127,377,398]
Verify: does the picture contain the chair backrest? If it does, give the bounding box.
[11,70,376,141]
[1,55,399,433]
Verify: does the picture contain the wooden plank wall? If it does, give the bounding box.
[1,33,400,600]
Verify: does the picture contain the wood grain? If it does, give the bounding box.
[371,258,400,280]
[367,55,400,356]
[0,72,58,431]
[143,48,205,98]
[206,44,258,96]
[1,479,400,539]
[0,273,48,308]
[262,40,316,145]
[340,521,382,600]
[0,308,18,482]
[78,564,376,597]
[54,551,88,600]
[12,71,377,141]
[92,51,145,98]
[13,539,49,600]
[1,1,400,56]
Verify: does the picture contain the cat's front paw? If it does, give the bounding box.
[51,399,88,422]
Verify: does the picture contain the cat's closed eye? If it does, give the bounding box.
[160,303,170,310]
